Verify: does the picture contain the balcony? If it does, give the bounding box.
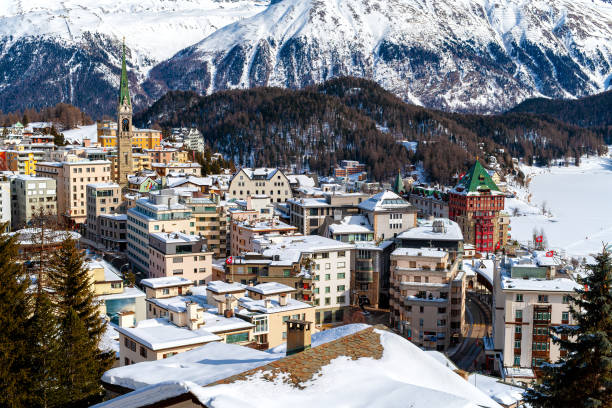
[356,271,374,283]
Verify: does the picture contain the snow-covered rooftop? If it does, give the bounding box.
[392,247,447,258]
[238,297,311,315]
[206,280,246,294]
[150,231,201,244]
[246,282,295,295]
[115,319,220,351]
[397,218,463,242]
[140,277,193,289]
[358,190,412,212]
[468,374,525,407]
[262,235,354,264]
[328,215,373,234]
[87,259,122,282]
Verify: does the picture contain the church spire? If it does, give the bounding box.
[119,38,131,106]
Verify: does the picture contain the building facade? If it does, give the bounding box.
[148,232,213,285]
[228,168,293,203]
[85,183,123,248]
[9,175,57,229]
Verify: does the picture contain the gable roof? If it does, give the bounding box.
[453,161,500,194]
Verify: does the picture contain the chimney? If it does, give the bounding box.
[224,296,234,318]
[264,298,272,309]
[279,293,288,306]
[186,301,199,330]
[285,319,312,356]
[117,311,135,328]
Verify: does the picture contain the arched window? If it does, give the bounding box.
[122,118,129,132]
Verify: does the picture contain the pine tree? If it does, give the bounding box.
[525,248,612,408]
[0,226,32,407]
[56,309,106,407]
[25,290,61,408]
[47,238,114,405]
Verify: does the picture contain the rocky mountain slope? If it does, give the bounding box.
[145,0,612,113]
[1,0,610,116]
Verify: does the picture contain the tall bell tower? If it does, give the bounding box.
[116,38,134,187]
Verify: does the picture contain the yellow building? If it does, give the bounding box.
[1,150,41,175]
[109,152,151,180]
[97,121,162,149]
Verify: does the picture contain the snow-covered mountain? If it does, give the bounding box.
[0,0,268,115]
[1,0,611,115]
[146,0,612,112]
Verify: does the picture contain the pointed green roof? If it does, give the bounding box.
[393,171,405,194]
[119,39,131,106]
[455,160,500,193]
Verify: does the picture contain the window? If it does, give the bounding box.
[173,257,183,263]
[325,297,331,305]
[337,285,345,291]
[337,296,345,304]
[337,261,345,268]
[515,310,523,320]
[513,356,521,367]
[514,340,521,349]
[325,287,330,293]
[314,288,319,294]
[562,295,571,304]
[172,269,183,275]
[515,326,522,334]
[338,251,345,257]
[562,311,569,321]
[283,269,291,277]
[337,273,345,279]
[162,288,170,295]
[419,306,424,313]
[325,263,331,270]
[111,282,122,289]
[325,274,331,281]
[282,331,287,339]
[226,332,249,344]
[253,316,268,334]
[538,295,548,303]
[140,346,147,358]
[515,294,523,302]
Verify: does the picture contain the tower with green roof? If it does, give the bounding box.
[448,160,508,254]
[116,38,134,187]
[392,171,406,195]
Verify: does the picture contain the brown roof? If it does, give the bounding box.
[211,325,385,388]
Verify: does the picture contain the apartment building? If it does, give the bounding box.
[408,186,449,218]
[151,162,201,177]
[389,247,466,351]
[148,232,213,285]
[0,149,44,175]
[491,252,580,383]
[183,195,227,257]
[287,192,368,235]
[260,235,354,328]
[230,218,298,256]
[350,240,395,309]
[237,282,316,348]
[85,183,122,247]
[227,168,293,203]
[397,218,464,256]
[98,214,128,252]
[126,190,193,275]
[145,148,188,165]
[357,190,418,240]
[0,180,10,231]
[36,159,112,224]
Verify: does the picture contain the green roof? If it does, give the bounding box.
[455,160,499,193]
[393,171,405,194]
[119,40,131,106]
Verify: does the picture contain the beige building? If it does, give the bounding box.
[357,190,418,240]
[126,190,193,274]
[237,282,316,349]
[491,252,580,383]
[85,182,123,247]
[151,162,202,177]
[390,247,466,351]
[148,232,213,286]
[230,218,298,256]
[183,195,228,258]
[228,168,293,203]
[36,159,112,224]
[287,192,368,235]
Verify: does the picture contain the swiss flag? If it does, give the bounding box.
[535,235,543,243]
[226,256,233,265]
[495,241,501,250]
[546,251,554,257]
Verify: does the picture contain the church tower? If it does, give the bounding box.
[116,39,134,187]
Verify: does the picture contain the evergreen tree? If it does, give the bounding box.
[25,290,61,408]
[525,248,612,408]
[55,309,107,407]
[0,226,31,407]
[47,238,114,405]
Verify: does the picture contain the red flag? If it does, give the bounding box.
[535,235,543,243]
[495,241,501,250]
[546,250,554,257]
[226,256,233,265]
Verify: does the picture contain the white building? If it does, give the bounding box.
[182,128,205,153]
[228,168,293,203]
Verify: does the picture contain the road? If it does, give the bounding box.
[450,292,491,371]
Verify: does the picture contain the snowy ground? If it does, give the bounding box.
[507,151,612,259]
[63,124,98,144]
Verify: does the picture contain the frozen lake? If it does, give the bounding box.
[509,153,612,259]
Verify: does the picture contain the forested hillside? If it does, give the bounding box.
[135,77,607,184]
